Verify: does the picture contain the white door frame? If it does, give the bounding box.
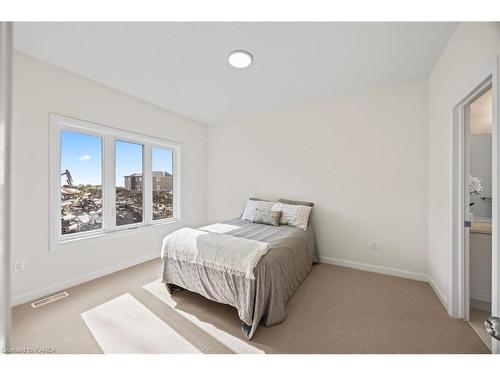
[450,75,492,319]
[450,65,499,353]
[0,22,12,353]
[492,57,500,355]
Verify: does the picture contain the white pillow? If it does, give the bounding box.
[242,199,275,221]
[271,202,312,230]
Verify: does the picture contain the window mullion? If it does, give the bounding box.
[173,147,180,222]
[144,143,152,225]
[103,135,116,232]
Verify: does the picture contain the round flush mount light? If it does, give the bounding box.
[228,50,253,69]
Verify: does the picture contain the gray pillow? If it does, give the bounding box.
[251,208,282,227]
[278,198,314,207]
[241,197,274,217]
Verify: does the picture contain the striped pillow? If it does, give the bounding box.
[271,202,312,231]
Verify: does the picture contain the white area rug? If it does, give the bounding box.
[81,293,201,354]
[143,279,264,354]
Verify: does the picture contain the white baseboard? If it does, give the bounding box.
[320,256,428,282]
[11,253,159,306]
[428,277,448,310]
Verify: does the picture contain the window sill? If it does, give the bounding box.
[51,219,180,252]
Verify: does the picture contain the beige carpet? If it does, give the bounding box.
[143,279,263,353]
[81,293,201,354]
[11,259,490,354]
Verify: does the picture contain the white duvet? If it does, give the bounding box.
[161,226,270,280]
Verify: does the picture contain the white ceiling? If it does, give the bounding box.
[13,22,457,125]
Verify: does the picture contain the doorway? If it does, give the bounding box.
[450,74,499,353]
[466,86,493,351]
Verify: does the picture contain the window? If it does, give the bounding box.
[50,114,180,248]
[152,147,174,221]
[115,141,144,226]
[60,131,103,235]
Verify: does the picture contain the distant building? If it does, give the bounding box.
[152,171,173,192]
[124,171,172,192]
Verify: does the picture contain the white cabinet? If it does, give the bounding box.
[470,230,492,309]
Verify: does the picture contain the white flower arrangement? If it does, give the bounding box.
[469,175,483,196]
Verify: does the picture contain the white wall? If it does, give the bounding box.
[11,52,207,303]
[428,22,500,306]
[0,22,13,349]
[207,80,429,278]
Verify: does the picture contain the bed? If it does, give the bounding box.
[161,204,318,339]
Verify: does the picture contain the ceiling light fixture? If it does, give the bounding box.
[228,50,253,69]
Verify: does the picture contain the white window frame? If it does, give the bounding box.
[150,143,179,225]
[114,138,145,230]
[49,114,181,250]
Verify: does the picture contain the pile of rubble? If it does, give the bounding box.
[115,187,143,226]
[153,191,173,220]
[61,185,102,235]
[61,185,174,234]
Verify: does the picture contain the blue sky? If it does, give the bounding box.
[61,130,172,187]
[61,131,102,186]
[152,147,173,175]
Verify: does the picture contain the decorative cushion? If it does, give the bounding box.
[251,208,282,227]
[271,202,312,230]
[242,199,275,221]
[277,198,314,207]
[240,197,270,216]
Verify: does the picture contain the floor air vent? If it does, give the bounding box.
[31,291,69,308]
